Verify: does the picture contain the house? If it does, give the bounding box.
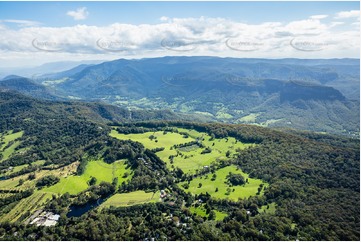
[160,190,167,198]
[30,211,60,227]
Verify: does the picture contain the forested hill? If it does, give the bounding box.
[0,90,203,126]
[0,90,359,240]
[2,57,359,136]
[20,56,359,136]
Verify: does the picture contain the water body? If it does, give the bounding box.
[67,197,105,218]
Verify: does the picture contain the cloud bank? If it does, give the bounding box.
[0,10,359,67]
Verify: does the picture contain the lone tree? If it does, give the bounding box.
[226,150,231,157]
[208,210,216,220]
[89,176,97,186]
[226,172,246,186]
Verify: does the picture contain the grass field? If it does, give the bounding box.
[111,128,253,174]
[110,130,194,150]
[238,113,260,123]
[2,160,46,177]
[100,190,160,208]
[0,191,54,223]
[0,193,14,199]
[168,128,252,173]
[179,165,267,201]
[0,162,79,191]
[0,130,24,161]
[258,202,276,215]
[43,159,132,195]
[0,130,23,150]
[189,205,228,221]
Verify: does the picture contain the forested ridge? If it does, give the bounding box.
[0,90,359,240]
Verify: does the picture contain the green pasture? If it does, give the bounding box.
[43,159,132,195]
[100,190,160,208]
[110,130,194,150]
[179,165,267,201]
[111,127,253,174]
[258,202,276,215]
[0,130,24,161]
[189,205,228,221]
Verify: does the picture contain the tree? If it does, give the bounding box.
[89,177,97,186]
[28,173,36,180]
[226,188,231,195]
[226,150,231,158]
[208,210,216,220]
[112,177,118,187]
[182,183,189,189]
[227,173,245,186]
[209,133,215,141]
[201,147,212,154]
[36,175,60,188]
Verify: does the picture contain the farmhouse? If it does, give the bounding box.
[160,189,167,198]
[30,211,60,227]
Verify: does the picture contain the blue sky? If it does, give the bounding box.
[0,1,359,67]
[0,1,359,26]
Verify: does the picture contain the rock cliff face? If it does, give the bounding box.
[280,81,345,103]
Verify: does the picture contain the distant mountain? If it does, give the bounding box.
[37,64,96,80]
[40,56,358,136]
[55,56,358,98]
[2,75,24,81]
[0,60,106,79]
[3,57,359,136]
[0,76,61,100]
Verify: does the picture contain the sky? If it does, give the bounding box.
[0,1,359,67]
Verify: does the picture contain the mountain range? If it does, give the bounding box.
[1,56,359,136]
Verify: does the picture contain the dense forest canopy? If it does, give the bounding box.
[0,90,359,241]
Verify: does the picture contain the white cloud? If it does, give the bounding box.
[160,16,169,22]
[0,19,40,27]
[329,22,344,28]
[67,7,89,20]
[0,14,359,67]
[335,10,360,19]
[310,15,328,20]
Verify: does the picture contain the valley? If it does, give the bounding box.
[2,57,359,137]
[0,1,359,240]
[0,91,358,240]
[0,124,267,229]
